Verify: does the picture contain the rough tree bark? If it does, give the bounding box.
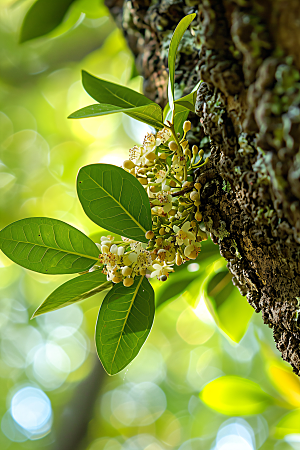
[105,0,300,374]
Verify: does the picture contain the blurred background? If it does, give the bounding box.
[1,0,300,449]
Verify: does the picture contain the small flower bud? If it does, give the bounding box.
[181,140,188,149]
[159,153,168,159]
[195,211,202,221]
[145,230,155,240]
[182,181,192,189]
[191,220,197,228]
[188,250,198,259]
[123,277,134,287]
[112,276,122,283]
[176,253,182,266]
[138,167,148,174]
[169,141,178,151]
[190,191,200,202]
[156,237,163,247]
[146,151,157,161]
[183,120,191,132]
[123,160,135,170]
[122,266,132,277]
[199,150,204,158]
[192,145,198,156]
[101,245,109,254]
[194,182,201,191]
[184,148,192,158]
[159,227,166,236]
[137,177,148,185]
[110,244,118,254]
[150,185,160,193]
[168,208,176,217]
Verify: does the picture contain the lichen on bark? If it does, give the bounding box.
[105,0,300,374]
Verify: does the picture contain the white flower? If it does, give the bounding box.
[173,221,196,246]
[172,154,185,173]
[118,246,125,256]
[156,169,167,184]
[150,263,173,279]
[110,244,118,254]
[143,133,156,151]
[136,250,152,269]
[100,235,114,243]
[101,245,110,254]
[156,127,171,144]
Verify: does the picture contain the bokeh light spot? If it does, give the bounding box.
[10,387,52,439]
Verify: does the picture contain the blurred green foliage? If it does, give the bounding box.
[1,0,300,449]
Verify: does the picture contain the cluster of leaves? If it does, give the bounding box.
[0,14,200,375]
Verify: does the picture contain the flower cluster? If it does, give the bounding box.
[95,121,208,287]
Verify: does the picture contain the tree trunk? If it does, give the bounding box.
[105,0,300,375]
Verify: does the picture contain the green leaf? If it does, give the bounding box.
[0,218,99,274]
[199,376,272,415]
[173,103,190,137]
[69,103,164,130]
[77,164,152,243]
[32,270,112,318]
[95,276,155,375]
[129,61,140,80]
[275,410,300,439]
[156,267,199,309]
[174,81,201,112]
[20,0,76,43]
[71,71,164,128]
[201,258,253,343]
[168,14,196,107]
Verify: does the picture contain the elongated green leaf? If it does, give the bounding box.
[69,103,164,129]
[0,218,99,274]
[20,0,76,42]
[32,270,112,318]
[199,376,272,415]
[168,14,196,106]
[201,259,253,343]
[95,276,155,375]
[156,269,199,308]
[77,164,152,243]
[164,101,190,135]
[174,81,201,112]
[173,103,190,137]
[74,71,164,128]
[82,71,153,108]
